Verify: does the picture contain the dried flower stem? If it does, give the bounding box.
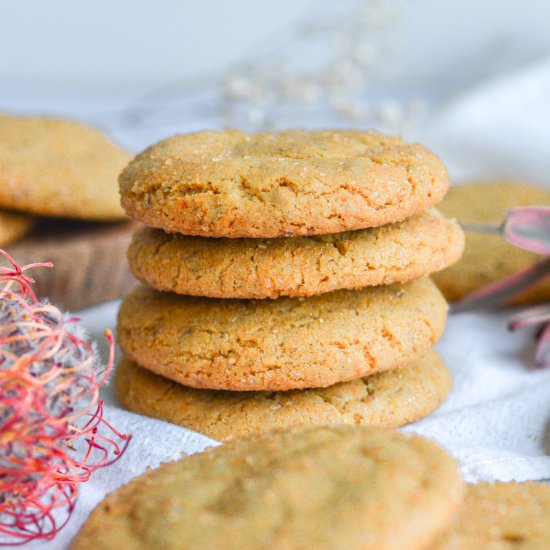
[460,222,502,234]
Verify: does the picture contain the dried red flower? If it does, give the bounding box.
[0,250,131,545]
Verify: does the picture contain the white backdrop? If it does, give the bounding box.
[1,0,550,99]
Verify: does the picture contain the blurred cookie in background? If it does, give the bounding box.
[0,114,131,220]
[0,209,34,246]
[432,482,550,549]
[6,218,137,310]
[432,181,550,305]
[0,114,136,310]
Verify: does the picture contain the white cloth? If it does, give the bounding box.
[19,57,550,549]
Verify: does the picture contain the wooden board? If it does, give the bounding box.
[5,219,138,311]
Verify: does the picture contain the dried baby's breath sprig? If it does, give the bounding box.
[121,0,423,133]
[0,250,131,545]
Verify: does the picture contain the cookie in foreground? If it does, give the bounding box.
[120,129,449,237]
[117,278,448,391]
[72,425,464,550]
[128,210,464,299]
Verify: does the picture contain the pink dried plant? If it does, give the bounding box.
[454,206,550,367]
[0,250,130,545]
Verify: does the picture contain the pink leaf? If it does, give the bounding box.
[452,257,550,313]
[535,323,550,368]
[508,304,550,331]
[504,207,550,255]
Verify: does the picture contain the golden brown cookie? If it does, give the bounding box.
[128,210,464,299]
[433,181,550,304]
[116,350,451,441]
[0,210,34,246]
[0,115,131,220]
[73,425,464,550]
[117,278,448,391]
[432,482,550,549]
[119,129,449,237]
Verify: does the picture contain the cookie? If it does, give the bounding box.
[433,181,550,304]
[128,209,464,299]
[117,278,447,391]
[6,219,137,310]
[116,350,451,441]
[0,210,34,246]
[432,482,550,549]
[73,425,464,550]
[0,115,131,220]
[119,129,449,238]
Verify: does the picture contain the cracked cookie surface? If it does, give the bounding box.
[128,209,463,299]
[0,115,131,220]
[119,129,449,237]
[73,425,464,550]
[116,350,451,441]
[117,278,447,391]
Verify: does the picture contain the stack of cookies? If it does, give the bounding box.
[115,129,464,441]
